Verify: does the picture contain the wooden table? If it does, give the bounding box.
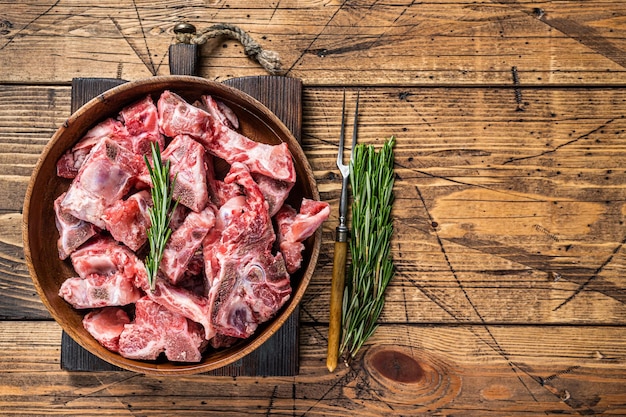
[2,1,626,415]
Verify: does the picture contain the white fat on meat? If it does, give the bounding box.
[59,272,142,309]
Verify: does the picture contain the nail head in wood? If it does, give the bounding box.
[174,22,196,35]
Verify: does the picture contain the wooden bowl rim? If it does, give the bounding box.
[22,75,321,375]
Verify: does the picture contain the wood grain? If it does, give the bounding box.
[4,85,626,326]
[3,1,626,85]
[1,321,625,416]
[4,0,626,405]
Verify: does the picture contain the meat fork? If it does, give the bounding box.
[327,90,359,372]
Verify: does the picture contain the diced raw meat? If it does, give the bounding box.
[118,297,206,362]
[119,95,164,155]
[162,135,209,212]
[253,174,293,217]
[219,163,274,248]
[59,272,142,309]
[83,307,131,353]
[157,90,211,139]
[70,235,148,290]
[54,192,99,260]
[149,280,214,340]
[212,252,291,338]
[205,154,242,207]
[56,118,128,179]
[160,206,216,285]
[118,322,162,360]
[275,199,331,274]
[201,95,296,183]
[60,139,144,228]
[206,163,292,339]
[102,190,152,251]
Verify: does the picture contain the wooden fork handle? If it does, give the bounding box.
[327,240,348,372]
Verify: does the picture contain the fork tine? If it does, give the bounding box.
[351,90,360,158]
[337,89,347,169]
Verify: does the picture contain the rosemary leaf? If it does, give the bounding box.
[143,142,178,291]
[340,136,395,360]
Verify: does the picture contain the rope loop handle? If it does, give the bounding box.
[174,23,282,75]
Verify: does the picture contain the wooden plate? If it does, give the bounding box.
[22,75,321,375]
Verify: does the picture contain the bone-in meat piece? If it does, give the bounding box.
[60,139,144,229]
[83,307,131,353]
[275,199,331,274]
[102,190,152,252]
[118,297,206,362]
[54,192,99,260]
[162,134,209,212]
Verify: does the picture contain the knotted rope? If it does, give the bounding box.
[174,23,282,75]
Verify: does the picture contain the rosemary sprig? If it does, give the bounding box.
[143,142,178,291]
[340,136,395,360]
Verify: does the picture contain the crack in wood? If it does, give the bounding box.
[131,0,156,75]
[493,0,626,69]
[553,234,626,311]
[503,118,616,165]
[110,15,156,76]
[265,385,278,417]
[0,0,60,52]
[413,183,544,402]
[284,0,349,76]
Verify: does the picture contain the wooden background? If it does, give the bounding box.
[2,0,626,415]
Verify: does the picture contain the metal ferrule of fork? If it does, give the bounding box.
[336,175,350,243]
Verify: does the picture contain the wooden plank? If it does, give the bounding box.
[3,1,626,85]
[1,321,626,416]
[5,86,626,327]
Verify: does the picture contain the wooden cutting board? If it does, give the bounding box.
[60,73,303,376]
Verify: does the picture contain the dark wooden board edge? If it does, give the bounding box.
[60,76,302,376]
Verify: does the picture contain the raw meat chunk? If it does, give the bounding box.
[201,94,296,183]
[275,199,331,273]
[160,206,216,285]
[158,91,295,182]
[70,235,148,290]
[212,252,291,338]
[157,90,211,139]
[253,174,293,217]
[207,163,292,339]
[59,272,142,309]
[54,192,99,260]
[162,134,209,212]
[83,307,131,353]
[102,190,152,251]
[148,281,214,340]
[205,154,242,207]
[119,95,164,155]
[60,139,144,228]
[56,118,128,179]
[118,297,206,362]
